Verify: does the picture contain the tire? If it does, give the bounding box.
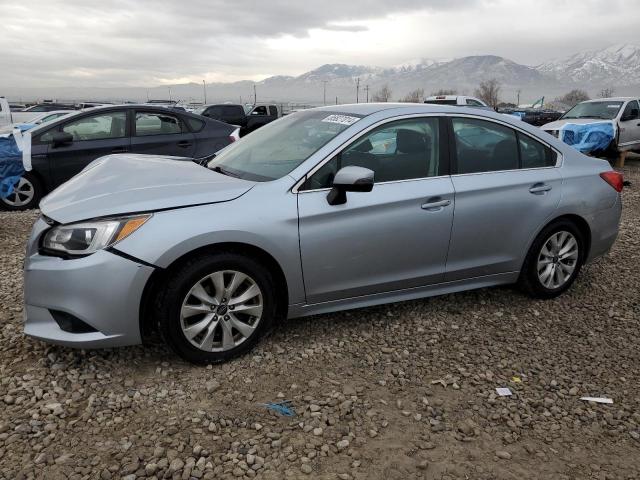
[156,252,277,364]
[0,172,43,211]
[519,219,585,299]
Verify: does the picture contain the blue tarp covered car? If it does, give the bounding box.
[559,121,616,154]
[0,134,25,199]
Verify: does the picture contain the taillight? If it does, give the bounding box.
[599,171,624,192]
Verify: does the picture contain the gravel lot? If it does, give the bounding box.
[1,160,639,480]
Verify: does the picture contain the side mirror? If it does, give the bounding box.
[51,131,73,147]
[326,166,374,206]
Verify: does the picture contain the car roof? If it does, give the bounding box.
[584,97,637,103]
[312,102,492,116]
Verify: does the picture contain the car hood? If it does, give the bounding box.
[40,154,255,224]
[542,118,616,130]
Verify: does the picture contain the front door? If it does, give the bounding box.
[444,116,562,281]
[618,100,640,150]
[46,110,130,187]
[130,110,196,157]
[297,116,454,304]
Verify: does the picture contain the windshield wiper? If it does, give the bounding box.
[210,165,239,178]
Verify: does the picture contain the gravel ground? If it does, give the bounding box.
[1,161,639,480]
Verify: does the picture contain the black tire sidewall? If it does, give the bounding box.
[158,253,277,364]
[0,172,43,211]
[521,220,585,299]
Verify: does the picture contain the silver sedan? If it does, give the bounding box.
[23,104,623,363]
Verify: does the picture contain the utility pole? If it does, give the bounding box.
[516,89,521,107]
[202,80,207,104]
[322,80,328,105]
[335,96,338,105]
[365,85,370,103]
[168,87,172,101]
[355,77,360,103]
[253,84,257,105]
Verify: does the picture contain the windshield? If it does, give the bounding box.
[562,101,623,120]
[207,110,363,181]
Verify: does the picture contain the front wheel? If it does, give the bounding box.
[156,253,277,364]
[519,220,585,299]
[0,172,43,211]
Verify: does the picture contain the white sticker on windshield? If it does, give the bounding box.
[322,114,360,126]
[607,105,619,108]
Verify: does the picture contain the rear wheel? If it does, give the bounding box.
[519,220,585,299]
[156,252,277,364]
[0,172,43,211]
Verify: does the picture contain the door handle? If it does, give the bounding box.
[421,198,451,210]
[529,183,552,194]
[177,141,192,148]
[111,147,128,153]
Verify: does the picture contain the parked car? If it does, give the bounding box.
[0,98,76,126]
[500,108,563,127]
[0,110,74,136]
[542,97,640,154]
[0,105,237,210]
[424,95,492,110]
[196,103,281,136]
[23,104,622,364]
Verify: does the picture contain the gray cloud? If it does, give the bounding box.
[0,0,638,90]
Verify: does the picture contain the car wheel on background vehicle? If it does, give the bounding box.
[519,219,585,299]
[156,252,277,364]
[0,172,43,211]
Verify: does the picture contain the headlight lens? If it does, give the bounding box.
[42,214,151,256]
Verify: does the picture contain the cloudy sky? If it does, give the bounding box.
[0,0,638,88]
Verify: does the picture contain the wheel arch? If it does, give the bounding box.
[139,242,289,341]
[521,213,592,274]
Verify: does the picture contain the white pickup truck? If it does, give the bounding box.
[542,97,640,154]
[0,97,76,127]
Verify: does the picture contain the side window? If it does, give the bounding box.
[62,111,127,141]
[269,106,278,116]
[622,100,639,119]
[303,118,440,190]
[186,117,205,132]
[251,106,268,116]
[222,106,242,117]
[206,106,224,118]
[466,99,483,106]
[135,112,183,136]
[518,133,557,168]
[452,117,518,174]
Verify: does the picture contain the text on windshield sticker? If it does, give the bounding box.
[322,114,360,126]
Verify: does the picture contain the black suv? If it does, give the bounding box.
[197,104,280,136]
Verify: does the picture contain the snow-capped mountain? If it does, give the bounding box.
[5,45,639,104]
[536,43,640,86]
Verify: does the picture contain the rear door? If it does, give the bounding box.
[618,100,640,150]
[130,110,196,157]
[45,109,130,187]
[297,116,454,303]
[445,116,562,281]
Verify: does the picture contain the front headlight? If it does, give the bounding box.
[42,214,151,256]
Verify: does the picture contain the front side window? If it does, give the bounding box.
[452,118,518,173]
[622,100,639,120]
[303,117,440,190]
[135,112,183,136]
[62,111,127,141]
[251,106,268,116]
[208,110,362,181]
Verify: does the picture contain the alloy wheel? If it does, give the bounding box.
[2,177,34,207]
[179,270,263,352]
[537,231,579,289]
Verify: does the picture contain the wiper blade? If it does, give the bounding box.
[211,165,239,178]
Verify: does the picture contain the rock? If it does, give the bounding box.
[301,464,313,474]
[336,439,350,450]
[496,451,512,460]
